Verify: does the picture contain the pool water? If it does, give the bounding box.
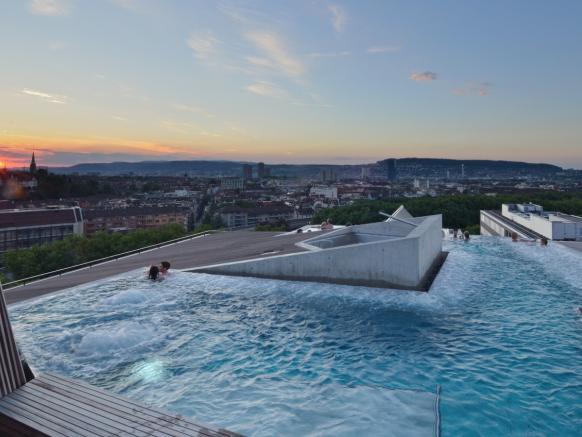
[10,237,582,436]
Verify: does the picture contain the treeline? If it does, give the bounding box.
[2,224,188,281]
[312,192,582,231]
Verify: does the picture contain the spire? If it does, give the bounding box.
[30,151,37,173]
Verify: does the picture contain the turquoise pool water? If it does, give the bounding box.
[10,237,582,436]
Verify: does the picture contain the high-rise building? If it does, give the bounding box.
[257,162,270,178]
[382,159,398,181]
[361,167,370,180]
[242,164,253,180]
[320,168,337,183]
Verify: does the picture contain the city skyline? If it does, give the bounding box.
[1,0,582,168]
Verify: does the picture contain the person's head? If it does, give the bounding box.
[148,265,160,281]
[160,261,171,273]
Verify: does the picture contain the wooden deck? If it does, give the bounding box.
[0,372,243,437]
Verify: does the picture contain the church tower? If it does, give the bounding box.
[30,151,37,173]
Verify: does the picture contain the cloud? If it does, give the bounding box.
[187,33,220,59]
[453,82,492,96]
[246,81,288,98]
[29,0,68,16]
[410,71,438,81]
[366,46,400,54]
[112,116,127,121]
[308,51,350,59]
[21,88,69,104]
[245,31,305,77]
[172,103,214,118]
[328,4,346,33]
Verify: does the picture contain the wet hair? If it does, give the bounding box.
[161,261,171,270]
[148,265,160,281]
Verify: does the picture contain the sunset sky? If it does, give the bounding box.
[1,0,581,168]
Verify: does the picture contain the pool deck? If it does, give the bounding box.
[558,241,582,253]
[5,230,313,305]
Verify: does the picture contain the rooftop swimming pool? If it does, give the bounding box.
[10,237,582,436]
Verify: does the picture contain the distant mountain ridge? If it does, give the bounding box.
[52,158,563,178]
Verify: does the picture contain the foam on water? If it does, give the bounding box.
[10,237,582,436]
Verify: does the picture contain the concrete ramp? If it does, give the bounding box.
[188,211,445,291]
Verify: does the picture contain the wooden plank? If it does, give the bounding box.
[7,389,120,437]
[31,375,220,437]
[0,412,47,437]
[42,373,243,437]
[0,402,70,437]
[0,284,26,397]
[40,373,242,437]
[14,384,168,437]
[27,378,193,437]
[0,396,98,437]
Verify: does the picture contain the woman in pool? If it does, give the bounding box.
[148,265,164,281]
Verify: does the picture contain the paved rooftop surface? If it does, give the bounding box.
[557,241,582,253]
[6,231,313,305]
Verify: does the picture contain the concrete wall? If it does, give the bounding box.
[190,214,443,290]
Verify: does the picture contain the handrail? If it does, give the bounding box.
[2,230,215,289]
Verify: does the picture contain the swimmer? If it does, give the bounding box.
[148,265,163,281]
[160,261,171,276]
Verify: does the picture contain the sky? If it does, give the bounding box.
[1,0,581,169]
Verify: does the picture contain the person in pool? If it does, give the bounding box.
[148,265,163,281]
[160,261,171,276]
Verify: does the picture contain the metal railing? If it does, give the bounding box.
[2,230,215,289]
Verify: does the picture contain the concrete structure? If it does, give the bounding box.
[481,203,582,241]
[191,207,445,291]
[0,207,83,254]
[5,230,315,305]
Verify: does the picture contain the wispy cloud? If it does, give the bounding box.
[328,4,346,33]
[453,82,492,96]
[367,46,400,54]
[187,33,220,60]
[21,88,69,104]
[29,0,68,16]
[172,103,214,118]
[246,81,288,98]
[308,51,350,59]
[112,116,127,121]
[245,31,305,78]
[410,71,438,82]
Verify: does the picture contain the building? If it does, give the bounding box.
[83,207,190,235]
[257,162,270,178]
[242,164,253,180]
[320,168,337,183]
[29,152,37,174]
[220,177,244,191]
[219,204,295,229]
[0,207,83,254]
[480,203,582,241]
[309,186,338,199]
[361,167,370,180]
[381,159,398,181]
